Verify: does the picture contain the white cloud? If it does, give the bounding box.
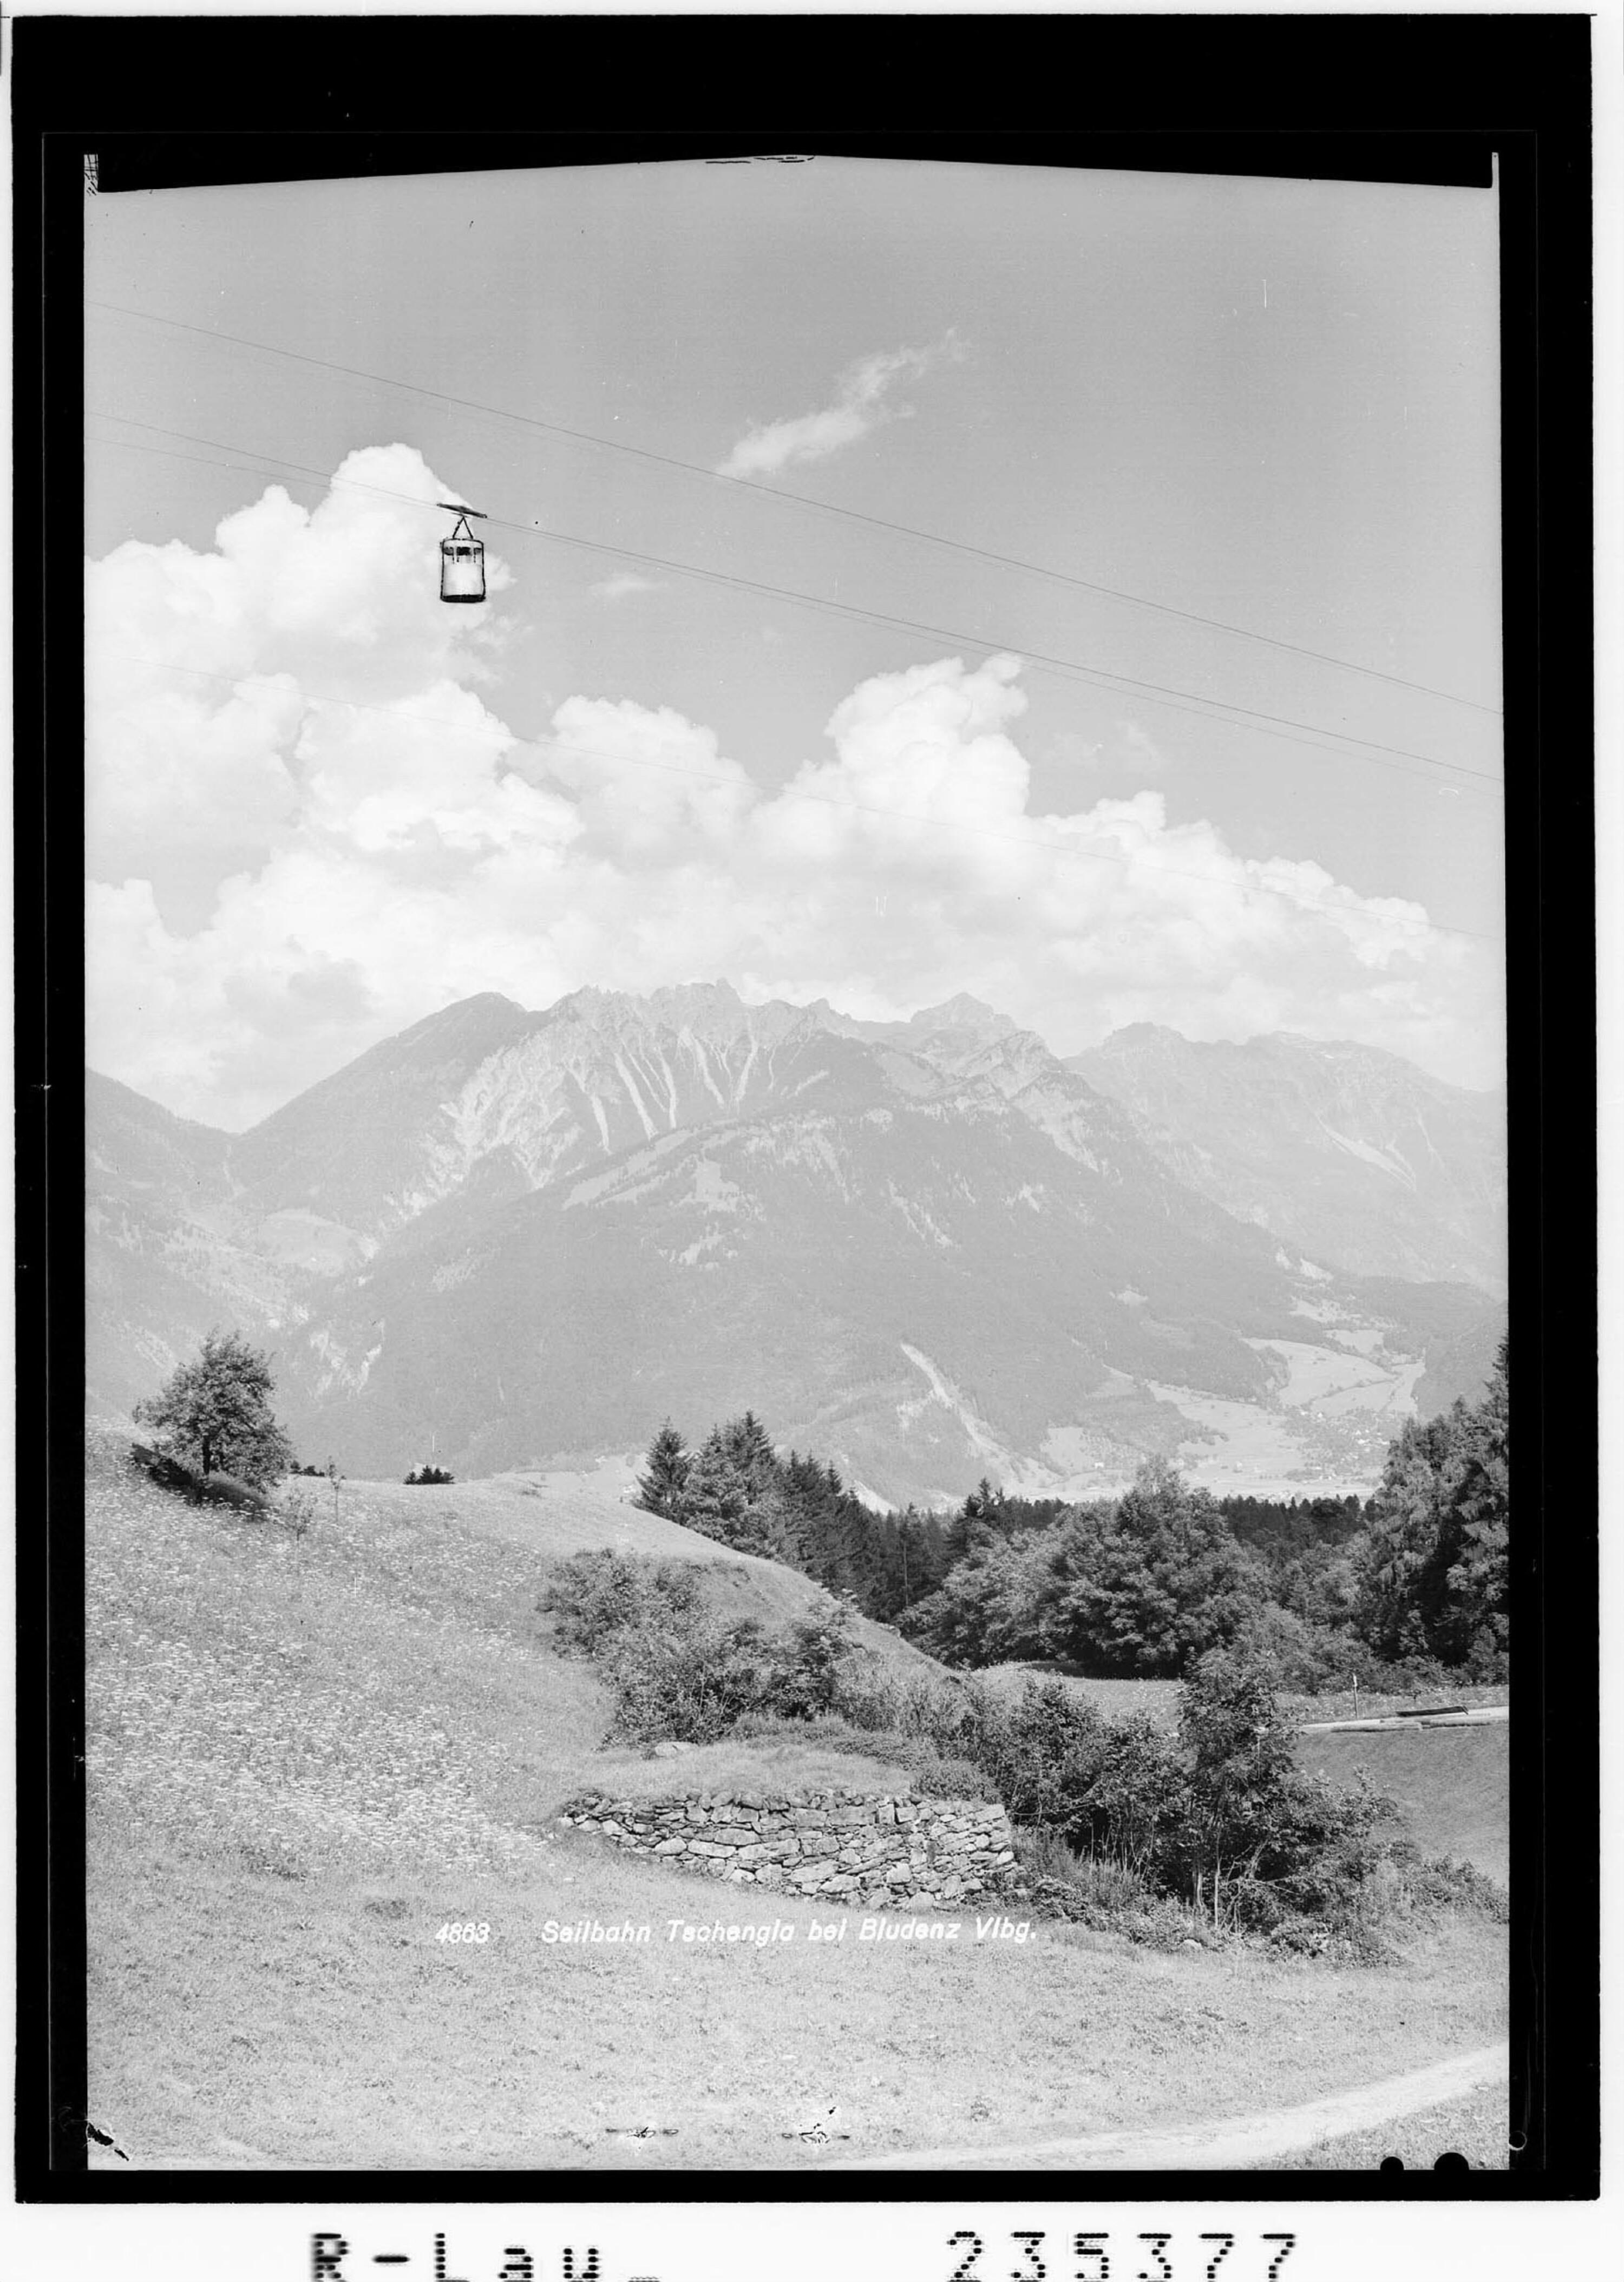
[588,571,661,601]
[86,454,1503,1129]
[716,335,965,480]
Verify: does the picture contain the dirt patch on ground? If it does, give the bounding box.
[822,2041,1509,2170]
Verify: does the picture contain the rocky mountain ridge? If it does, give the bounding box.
[1069,1024,1505,1295]
[86,987,1506,1505]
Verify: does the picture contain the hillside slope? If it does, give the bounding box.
[86,1427,1506,2170]
[87,1419,933,1869]
[86,1072,292,1414]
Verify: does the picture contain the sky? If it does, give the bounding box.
[84,158,1506,1130]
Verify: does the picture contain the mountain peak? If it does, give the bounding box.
[552,979,744,1020]
[906,994,1017,1040]
[542,979,810,1050]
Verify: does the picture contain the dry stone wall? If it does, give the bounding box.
[557,1786,1026,1911]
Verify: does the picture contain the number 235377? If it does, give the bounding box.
[949,2232,1295,2282]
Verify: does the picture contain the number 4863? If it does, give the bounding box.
[948,2232,1296,2282]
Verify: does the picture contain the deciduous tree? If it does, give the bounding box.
[134,1332,295,1488]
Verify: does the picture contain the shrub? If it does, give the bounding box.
[826,1663,972,1746]
[1013,1824,1085,1884]
[608,1617,781,1746]
[1015,1826,1149,1909]
[1233,1605,1366,1693]
[1062,1713,1188,1873]
[962,1675,1110,1833]
[1389,1852,1508,1923]
[764,1606,857,1719]
[273,1485,319,1541]
[1170,1648,1398,1937]
[1014,1827,1198,1946]
[405,1464,456,1485]
[540,1551,865,1747]
[541,1550,704,1656]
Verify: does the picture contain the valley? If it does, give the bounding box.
[87,985,1505,1507]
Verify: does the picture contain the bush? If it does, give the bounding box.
[824,1663,975,1748]
[405,1464,456,1485]
[765,1607,857,1719]
[1169,1649,1398,1938]
[273,1484,319,1541]
[1388,1851,1508,1923]
[541,1550,704,1655]
[1016,1826,1151,1911]
[1014,1827,1199,1946]
[1233,1605,1366,1694]
[608,1618,780,1746]
[540,1551,865,1747]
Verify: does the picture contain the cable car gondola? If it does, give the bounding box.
[438,502,488,603]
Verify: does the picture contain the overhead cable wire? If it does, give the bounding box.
[97,648,1503,948]
[88,415,1503,793]
[87,296,1503,720]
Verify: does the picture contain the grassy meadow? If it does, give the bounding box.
[1268,2081,1510,2170]
[86,1427,1508,2170]
[1296,1725,1509,1886]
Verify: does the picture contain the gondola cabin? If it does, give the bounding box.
[438,503,488,603]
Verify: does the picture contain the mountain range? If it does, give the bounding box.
[86,985,1507,1506]
[1069,1025,1505,1296]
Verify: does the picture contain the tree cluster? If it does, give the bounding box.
[902,1455,1272,1674]
[634,1362,1510,1688]
[898,1348,1508,1685]
[632,1413,956,1617]
[1353,1335,1509,1677]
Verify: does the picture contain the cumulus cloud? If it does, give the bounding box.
[716,335,965,479]
[86,453,1503,1129]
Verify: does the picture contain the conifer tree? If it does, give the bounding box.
[720,1409,779,1500]
[634,1420,692,1520]
[684,1425,752,1543]
[945,1474,1008,1564]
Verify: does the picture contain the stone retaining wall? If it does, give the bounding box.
[556,1786,1026,1911]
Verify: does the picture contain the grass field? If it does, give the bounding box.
[1268,2081,1509,2170]
[85,1426,1509,2170]
[1295,1726,1508,1886]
